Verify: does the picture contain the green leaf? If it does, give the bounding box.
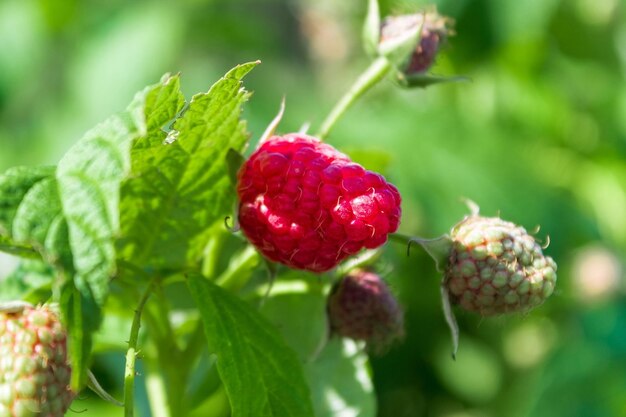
[256,272,329,362]
[409,235,454,272]
[187,273,315,417]
[226,148,245,185]
[363,0,381,56]
[0,165,92,388]
[12,177,67,260]
[0,165,55,236]
[60,279,102,389]
[398,73,470,89]
[0,166,56,258]
[115,73,186,271]
[118,62,258,270]
[54,74,184,388]
[0,167,73,265]
[304,339,377,417]
[0,235,39,259]
[254,273,377,417]
[56,113,136,304]
[0,259,55,303]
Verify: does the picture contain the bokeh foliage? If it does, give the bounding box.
[1,0,625,416]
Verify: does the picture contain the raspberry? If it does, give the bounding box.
[444,215,557,316]
[327,270,404,353]
[237,134,401,272]
[0,305,74,417]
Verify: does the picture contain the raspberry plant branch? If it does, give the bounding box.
[144,286,188,417]
[214,245,260,292]
[144,365,172,417]
[124,278,158,417]
[317,56,392,139]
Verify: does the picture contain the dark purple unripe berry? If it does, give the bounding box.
[327,270,404,353]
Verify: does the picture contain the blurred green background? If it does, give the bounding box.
[1,0,626,416]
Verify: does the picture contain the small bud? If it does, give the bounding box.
[379,10,452,76]
[327,269,404,354]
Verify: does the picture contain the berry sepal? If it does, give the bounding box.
[397,73,470,89]
[407,234,454,272]
[362,0,381,56]
[377,14,424,69]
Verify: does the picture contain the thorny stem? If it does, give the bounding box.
[124,279,157,417]
[317,56,392,139]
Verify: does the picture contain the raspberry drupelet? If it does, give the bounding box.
[236,134,401,272]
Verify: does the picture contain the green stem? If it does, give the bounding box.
[317,56,392,139]
[145,362,173,417]
[124,279,157,417]
[144,288,187,416]
[215,245,260,292]
[202,228,229,279]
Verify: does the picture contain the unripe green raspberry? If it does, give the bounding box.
[0,305,74,417]
[444,216,557,316]
[327,270,404,353]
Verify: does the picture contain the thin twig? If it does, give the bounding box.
[124,279,158,417]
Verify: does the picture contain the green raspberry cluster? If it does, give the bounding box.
[0,305,73,417]
[444,216,557,316]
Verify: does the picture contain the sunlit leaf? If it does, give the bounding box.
[187,273,315,417]
[0,165,55,256]
[0,259,55,303]
[305,339,377,417]
[118,62,258,270]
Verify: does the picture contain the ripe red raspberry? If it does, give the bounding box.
[327,270,404,353]
[0,304,74,417]
[236,134,401,272]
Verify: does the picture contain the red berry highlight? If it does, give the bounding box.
[237,134,401,272]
